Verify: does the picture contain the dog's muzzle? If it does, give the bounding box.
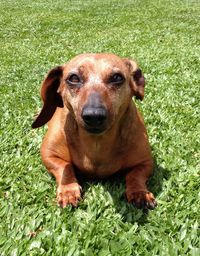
[81,92,107,134]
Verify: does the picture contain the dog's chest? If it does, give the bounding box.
[74,155,121,178]
[69,141,123,178]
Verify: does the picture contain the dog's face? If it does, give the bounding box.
[61,54,140,134]
[32,54,145,133]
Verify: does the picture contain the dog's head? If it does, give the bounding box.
[32,53,145,134]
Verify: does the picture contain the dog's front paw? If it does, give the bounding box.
[57,182,82,208]
[126,190,157,210]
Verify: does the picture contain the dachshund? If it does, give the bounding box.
[32,53,157,209]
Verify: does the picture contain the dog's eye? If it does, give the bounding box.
[109,73,125,85]
[66,74,81,86]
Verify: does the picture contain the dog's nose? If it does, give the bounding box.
[81,92,107,131]
[82,107,107,127]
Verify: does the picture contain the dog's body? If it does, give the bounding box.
[32,53,157,209]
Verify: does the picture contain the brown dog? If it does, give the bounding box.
[32,53,157,209]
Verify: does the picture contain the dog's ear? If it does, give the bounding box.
[32,66,64,128]
[124,58,145,101]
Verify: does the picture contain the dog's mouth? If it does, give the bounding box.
[84,126,106,134]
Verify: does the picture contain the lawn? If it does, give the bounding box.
[0,0,199,255]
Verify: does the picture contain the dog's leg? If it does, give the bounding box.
[125,164,157,209]
[42,156,81,208]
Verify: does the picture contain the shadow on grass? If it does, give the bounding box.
[79,158,171,225]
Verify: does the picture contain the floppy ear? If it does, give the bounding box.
[124,58,145,101]
[32,66,63,128]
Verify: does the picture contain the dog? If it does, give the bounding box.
[32,53,157,209]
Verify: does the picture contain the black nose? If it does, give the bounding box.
[82,107,107,127]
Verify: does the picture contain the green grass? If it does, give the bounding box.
[0,0,199,255]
